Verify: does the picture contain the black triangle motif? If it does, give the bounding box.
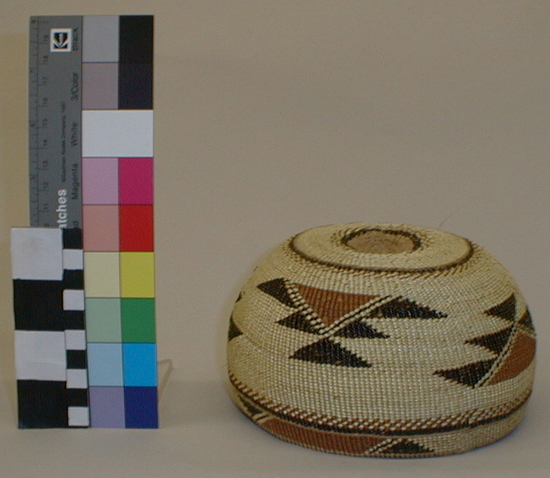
[434,360,495,387]
[485,294,516,322]
[335,320,389,339]
[235,292,243,303]
[228,316,243,341]
[257,279,295,308]
[384,439,434,456]
[291,338,371,368]
[519,309,535,332]
[370,297,447,319]
[466,326,514,355]
[239,397,263,418]
[278,312,320,335]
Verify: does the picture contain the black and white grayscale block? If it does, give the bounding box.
[11,228,89,428]
[62,228,89,427]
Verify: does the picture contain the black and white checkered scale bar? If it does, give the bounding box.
[12,228,89,428]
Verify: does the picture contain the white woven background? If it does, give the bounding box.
[0,1,548,476]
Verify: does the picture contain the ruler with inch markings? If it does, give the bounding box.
[29,16,82,228]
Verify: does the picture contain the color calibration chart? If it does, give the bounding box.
[12,15,157,429]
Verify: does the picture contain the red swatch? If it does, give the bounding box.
[119,205,154,251]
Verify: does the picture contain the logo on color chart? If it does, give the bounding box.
[50,29,72,52]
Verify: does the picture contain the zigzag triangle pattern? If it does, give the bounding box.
[435,360,495,388]
[466,326,514,355]
[291,338,371,368]
[435,294,535,388]
[489,332,536,385]
[369,297,447,319]
[258,277,388,337]
[485,294,516,322]
[257,278,295,308]
[278,312,320,335]
[294,283,377,327]
[335,320,390,339]
[228,224,537,457]
[256,278,449,369]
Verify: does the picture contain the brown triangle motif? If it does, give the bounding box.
[489,332,536,385]
[262,417,386,456]
[294,283,378,327]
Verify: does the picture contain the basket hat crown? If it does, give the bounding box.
[227,223,536,457]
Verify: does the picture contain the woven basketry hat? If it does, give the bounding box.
[227,223,536,457]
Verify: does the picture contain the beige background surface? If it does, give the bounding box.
[0,1,548,476]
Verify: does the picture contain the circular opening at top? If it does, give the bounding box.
[344,229,419,254]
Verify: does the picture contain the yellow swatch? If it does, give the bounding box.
[120,252,155,298]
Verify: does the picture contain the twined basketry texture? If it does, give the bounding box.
[227,223,536,457]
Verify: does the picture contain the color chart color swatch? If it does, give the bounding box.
[81,15,157,429]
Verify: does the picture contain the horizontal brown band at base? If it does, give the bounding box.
[231,386,528,458]
[229,373,531,437]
